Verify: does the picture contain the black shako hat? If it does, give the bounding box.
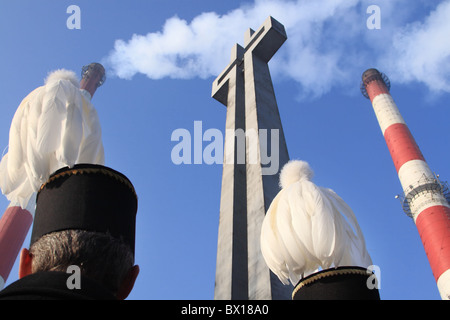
[292,266,380,300]
[31,164,138,254]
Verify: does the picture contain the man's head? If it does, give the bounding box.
[19,230,139,299]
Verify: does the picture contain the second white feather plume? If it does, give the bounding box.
[261,160,373,286]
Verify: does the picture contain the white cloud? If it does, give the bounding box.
[104,0,450,98]
[106,10,252,80]
[383,0,450,93]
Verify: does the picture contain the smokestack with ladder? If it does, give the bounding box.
[0,63,106,289]
[361,68,450,300]
[79,63,106,99]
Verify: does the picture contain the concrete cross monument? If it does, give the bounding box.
[212,16,292,300]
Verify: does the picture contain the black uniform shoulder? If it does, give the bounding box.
[0,271,117,300]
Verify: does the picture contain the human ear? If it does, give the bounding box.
[116,265,140,300]
[18,248,33,279]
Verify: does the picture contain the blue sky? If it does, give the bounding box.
[1,0,449,300]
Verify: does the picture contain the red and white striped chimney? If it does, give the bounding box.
[361,68,450,300]
[0,63,105,289]
[0,206,33,289]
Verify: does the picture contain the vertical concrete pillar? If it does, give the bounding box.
[212,16,292,300]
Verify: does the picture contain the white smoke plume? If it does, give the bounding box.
[104,0,450,98]
[382,0,450,93]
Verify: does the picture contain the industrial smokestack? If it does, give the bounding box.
[361,68,450,300]
[80,62,106,99]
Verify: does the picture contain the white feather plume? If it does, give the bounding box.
[261,160,373,286]
[45,69,79,88]
[0,69,105,210]
[279,160,313,189]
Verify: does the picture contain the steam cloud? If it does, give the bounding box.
[104,0,450,98]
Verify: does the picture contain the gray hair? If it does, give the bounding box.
[30,229,134,295]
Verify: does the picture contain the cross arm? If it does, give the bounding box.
[244,16,287,63]
[212,44,245,106]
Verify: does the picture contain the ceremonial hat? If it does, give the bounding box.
[30,164,138,254]
[292,266,380,300]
